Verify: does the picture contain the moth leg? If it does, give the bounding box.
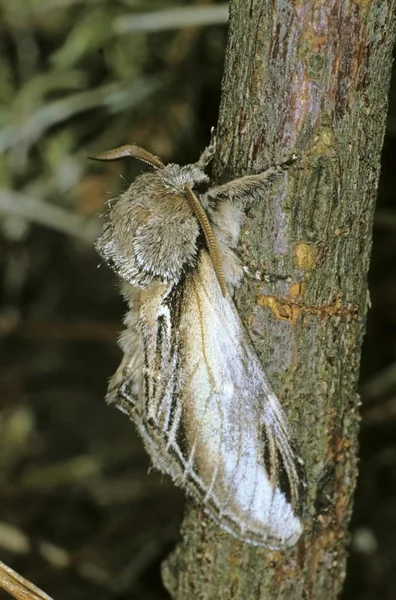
[241,265,262,281]
[196,127,217,170]
[205,155,297,204]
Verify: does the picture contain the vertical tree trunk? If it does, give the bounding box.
[163,1,396,598]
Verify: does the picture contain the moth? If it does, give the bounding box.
[92,134,306,548]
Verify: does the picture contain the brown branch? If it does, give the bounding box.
[162,0,396,598]
[0,560,54,600]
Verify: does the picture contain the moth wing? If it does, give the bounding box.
[112,253,305,548]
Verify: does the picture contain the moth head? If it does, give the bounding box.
[91,144,226,294]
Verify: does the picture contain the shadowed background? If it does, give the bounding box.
[0,2,395,598]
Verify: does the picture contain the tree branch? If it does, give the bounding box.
[162,1,396,598]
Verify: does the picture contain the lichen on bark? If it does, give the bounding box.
[162,1,396,598]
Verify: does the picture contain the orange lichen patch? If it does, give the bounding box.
[306,525,337,580]
[335,227,350,237]
[227,551,240,568]
[287,281,307,299]
[333,434,353,464]
[294,242,319,271]
[202,547,214,562]
[268,550,283,564]
[257,295,301,324]
[256,292,358,324]
[323,529,336,546]
[274,564,300,583]
[335,491,350,528]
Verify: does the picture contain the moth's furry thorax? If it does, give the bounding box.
[95,164,210,288]
[159,162,210,194]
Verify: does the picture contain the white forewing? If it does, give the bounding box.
[110,252,305,548]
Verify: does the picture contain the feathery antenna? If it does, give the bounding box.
[184,184,227,296]
[89,144,164,169]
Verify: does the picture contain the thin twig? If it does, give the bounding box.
[0,559,54,600]
[114,5,229,34]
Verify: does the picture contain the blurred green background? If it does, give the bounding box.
[0,2,395,599]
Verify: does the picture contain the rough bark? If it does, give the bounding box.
[162,1,396,598]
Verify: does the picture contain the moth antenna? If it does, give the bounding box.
[184,184,227,296]
[89,144,165,169]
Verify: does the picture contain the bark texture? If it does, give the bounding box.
[163,1,396,598]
